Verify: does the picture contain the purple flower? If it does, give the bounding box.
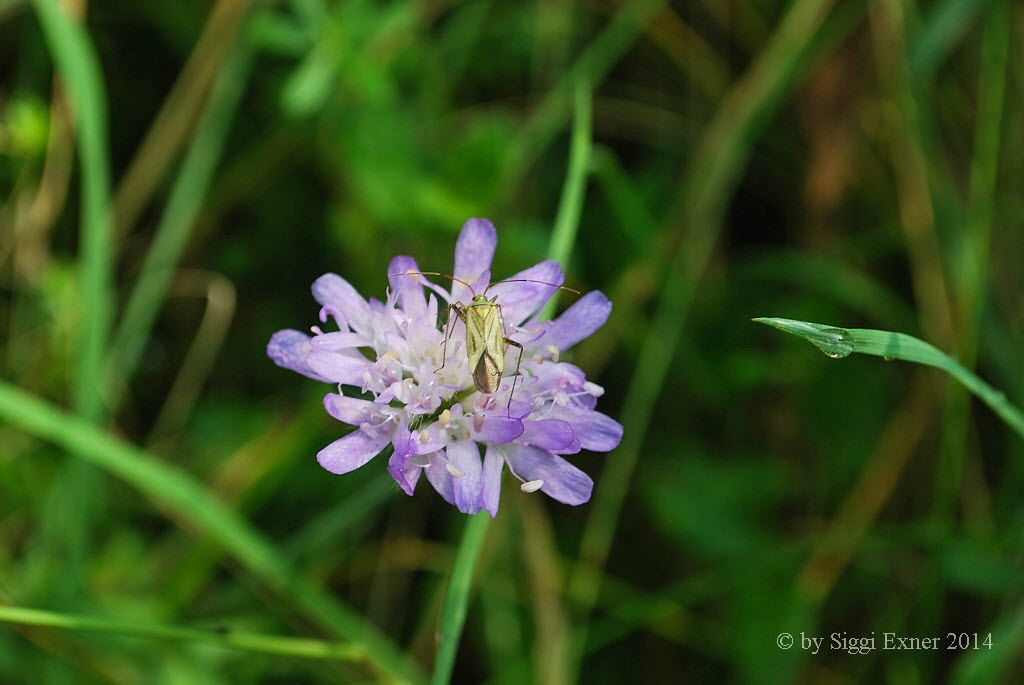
[268,218,622,515]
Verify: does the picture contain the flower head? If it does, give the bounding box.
[268,218,622,515]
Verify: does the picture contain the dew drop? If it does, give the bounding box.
[808,327,854,359]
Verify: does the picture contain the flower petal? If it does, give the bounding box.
[482,447,503,517]
[311,331,371,350]
[388,450,421,496]
[447,440,483,514]
[267,330,333,382]
[387,421,420,495]
[489,259,565,325]
[548,406,622,452]
[501,444,593,505]
[425,451,455,505]
[306,350,368,386]
[388,256,430,317]
[317,430,390,474]
[312,273,373,335]
[554,435,582,455]
[452,218,496,301]
[411,421,449,455]
[535,290,612,352]
[323,393,379,426]
[520,419,575,451]
[471,415,524,444]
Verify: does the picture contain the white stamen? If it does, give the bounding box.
[446,463,464,478]
[546,345,560,362]
[439,409,452,428]
[520,480,544,493]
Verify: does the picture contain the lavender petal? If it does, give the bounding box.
[306,349,368,386]
[501,444,593,505]
[472,415,525,444]
[535,290,612,352]
[489,259,564,325]
[554,435,582,455]
[388,256,430,317]
[452,218,496,301]
[425,451,455,505]
[387,422,420,495]
[388,450,421,496]
[482,447,503,517]
[310,331,371,350]
[548,406,623,452]
[411,421,449,455]
[267,330,332,382]
[447,440,483,514]
[323,393,379,426]
[316,430,390,474]
[520,418,576,451]
[312,273,373,335]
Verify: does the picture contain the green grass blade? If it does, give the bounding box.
[908,0,985,81]
[0,605,366,662]
[107,45,252,402]
[0,381,426,685]
[431,512,489,685]
[950,602,1024,685]
[30,0,114,610]
[542,80,592,319]
[503,0,665,196]
[753,317,1024,440]
[962,0,1009,337]
[30,0,113,418]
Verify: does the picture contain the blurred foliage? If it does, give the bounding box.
[1,0,1023,683]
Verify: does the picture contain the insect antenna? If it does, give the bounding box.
[485,279,580,295]
[388,270,478,295]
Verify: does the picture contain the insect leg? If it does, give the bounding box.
[503,338,524,416]
[437,303,468,374]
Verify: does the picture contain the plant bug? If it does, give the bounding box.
[390,270,578,411]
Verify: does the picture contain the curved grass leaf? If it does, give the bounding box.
[754,317,1024,440]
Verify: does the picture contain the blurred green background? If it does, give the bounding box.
[2,0,1023,682]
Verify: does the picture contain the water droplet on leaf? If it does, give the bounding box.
[808,328,854,359]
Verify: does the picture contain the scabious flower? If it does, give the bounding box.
[267,218,622,515]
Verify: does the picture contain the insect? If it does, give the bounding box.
[391,271,578,409]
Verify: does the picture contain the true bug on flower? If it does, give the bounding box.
[389,271,579,409]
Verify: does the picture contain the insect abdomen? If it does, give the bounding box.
[473,352,502,394]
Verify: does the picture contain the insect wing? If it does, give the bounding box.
[465,300,504,394]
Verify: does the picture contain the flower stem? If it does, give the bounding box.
[432,512,490,685]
